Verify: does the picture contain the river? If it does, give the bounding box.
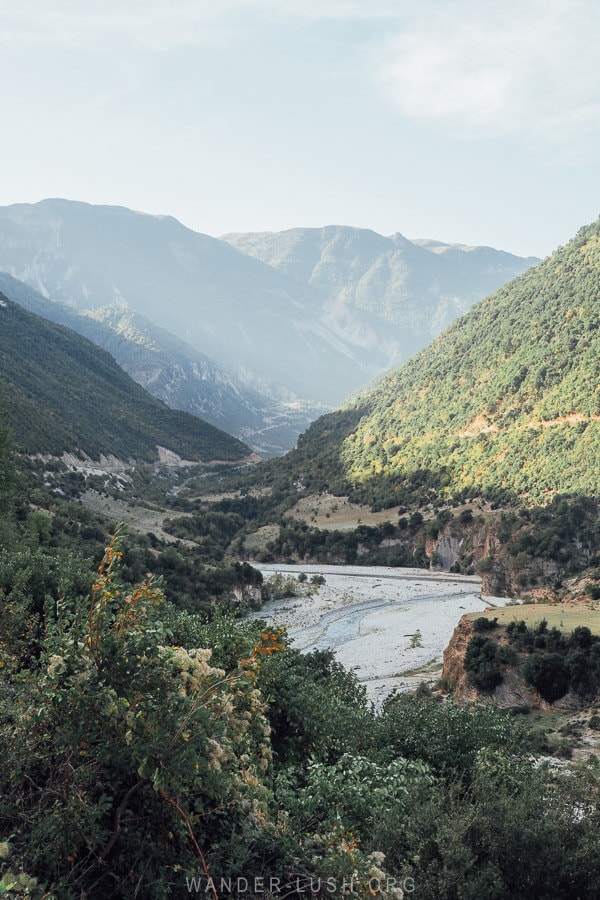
[249,563,511,705]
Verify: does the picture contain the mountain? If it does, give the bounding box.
[0,200,370,408]
[0,201,536,418]
[222,225,539,370]
[0,293,251,463]
[0,273,305,457]
[285,217,600,506]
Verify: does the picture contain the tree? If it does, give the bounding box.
[523,652,570,703]
[464,635,504,691]
[0,526,281,898]
[0,389,14,521]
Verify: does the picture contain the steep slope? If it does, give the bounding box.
[0,294,251,462]
[222,225,538,370]
[340,217,600,504]
[0,273,305,456]
[284,218,600,506]
[0,200,371,407]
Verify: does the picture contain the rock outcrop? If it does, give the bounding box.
[442,614,587,711]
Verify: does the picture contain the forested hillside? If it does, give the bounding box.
[0,295,250,462]
[280,218,600,508]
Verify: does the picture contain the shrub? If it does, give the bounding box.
[523,652,570,702]
[464,635,504,691]
[0,527,279,897]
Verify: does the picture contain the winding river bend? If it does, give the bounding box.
[250,563,510,705]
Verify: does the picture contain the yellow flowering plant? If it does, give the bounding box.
[0,526,283,899]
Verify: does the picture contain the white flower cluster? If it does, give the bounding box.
[206,737,228,772]
[46,654,67,677]
[159,645,225,697]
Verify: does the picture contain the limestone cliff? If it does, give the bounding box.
[442,615,586,711]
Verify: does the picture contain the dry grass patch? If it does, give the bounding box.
[468,602,600,635]
[243,524,280,555]
[285,492,401,531]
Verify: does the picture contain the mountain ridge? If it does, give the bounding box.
[0,200,537,421]
[286,217,600,507]
[0,293,251,463]
[0,200,370,407]
[222,223,539,374]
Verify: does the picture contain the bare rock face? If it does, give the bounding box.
[442,615,477,698]
[442,615,587,711]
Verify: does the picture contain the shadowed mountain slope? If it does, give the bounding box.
[0,294,251,463]
[0,272,299,457]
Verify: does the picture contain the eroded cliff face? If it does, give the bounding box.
[442,615,585,711]
[427,519,561,600]
[425,521,483,570]
[442,615,478,700]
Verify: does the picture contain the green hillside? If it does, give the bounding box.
[283,218,600,507]
[340,217,600,504]
[0,295,250,462]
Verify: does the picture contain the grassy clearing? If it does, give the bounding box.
[79,491,194,544]
[469,602,600,635]
[243,524,280,555]
[285,492,401,531]
[285,493,494,532]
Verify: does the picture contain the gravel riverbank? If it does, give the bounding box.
[249,563,512,705]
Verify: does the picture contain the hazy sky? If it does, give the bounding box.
[1,0,598,257]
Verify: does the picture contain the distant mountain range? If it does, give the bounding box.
[286,217,600,506]
[0,293,251,464]
[222,226,539,368]
[0,273,298,458]
[0,199,538,453]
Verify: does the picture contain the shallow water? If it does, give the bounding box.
[251,563,510,704]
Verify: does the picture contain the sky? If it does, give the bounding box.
[0,0,599,258]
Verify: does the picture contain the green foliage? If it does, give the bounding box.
[274,753,432,871]
[508,619,600,701]
[262,572,304,601]
[0,392,14,523]
[262,517,429,567]
[0,295,249,461]
[464,635,505,690]
[523,653,571,702]
[163,511,245,555]
[474,616,498,632]
[374,697,523,780]
[259,648,373,766]
[410,629,422,648]
[0,527,276,897]
[375,750,600,899]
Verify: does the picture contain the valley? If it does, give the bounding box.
[2,211,600,899]
[249,562,503,705]
[0,200,537,453]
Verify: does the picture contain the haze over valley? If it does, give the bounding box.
[0,199,537,454]
[2,1,600,896]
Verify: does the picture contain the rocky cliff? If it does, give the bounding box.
[442,614,587,711]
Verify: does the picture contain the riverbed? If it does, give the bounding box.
[249,563,512,705]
